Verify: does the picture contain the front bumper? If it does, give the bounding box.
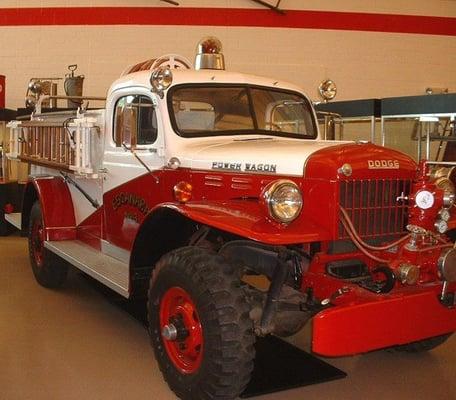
[312,287,456,356]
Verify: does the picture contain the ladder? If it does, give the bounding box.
[7,116,102,178]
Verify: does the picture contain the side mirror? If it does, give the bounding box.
[116,105,138,149]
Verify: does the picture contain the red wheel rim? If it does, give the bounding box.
[159,287,203,374]
[31,218,44,267]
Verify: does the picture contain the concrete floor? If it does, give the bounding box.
[1,235,456,400]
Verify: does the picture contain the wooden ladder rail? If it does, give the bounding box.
[17,121,75,172]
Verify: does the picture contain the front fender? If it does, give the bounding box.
[23,176,76,241]
[160,200,328,245]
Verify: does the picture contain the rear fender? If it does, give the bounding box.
[22,177,76,240]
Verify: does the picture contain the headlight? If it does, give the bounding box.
[318,79,337,102]
[150,66,173,98]
[262,180,303,223]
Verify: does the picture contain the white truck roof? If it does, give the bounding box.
[109,69,311,99]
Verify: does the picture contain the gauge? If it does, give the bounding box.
[439,208,451,222]
[435,219,448,234]
[415,190,435,210]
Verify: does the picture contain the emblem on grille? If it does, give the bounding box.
[368,160,399,169]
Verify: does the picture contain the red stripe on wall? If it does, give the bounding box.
[0,7,455,36]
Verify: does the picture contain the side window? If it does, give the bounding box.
[137,96,157,145]
[114,95,157,147]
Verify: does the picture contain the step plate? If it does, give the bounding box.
[45,240,129,298]
[5,213,22,230]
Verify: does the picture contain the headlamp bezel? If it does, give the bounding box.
[261,179,303,224]
[150,66,173,98]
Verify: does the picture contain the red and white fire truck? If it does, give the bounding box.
[6,38,456,400]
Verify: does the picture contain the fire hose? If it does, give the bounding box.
[339,206,453,264]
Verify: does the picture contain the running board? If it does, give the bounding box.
[44,240,130,298]
[5,213,22,230]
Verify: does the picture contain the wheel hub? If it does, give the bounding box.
[31,219,44,267]
[162,324,178,341]
[162,315,190,342]
[159,286,203,374]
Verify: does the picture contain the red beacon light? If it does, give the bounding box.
[194,36,225,71]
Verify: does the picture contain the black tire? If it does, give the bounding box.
[28,201,68,288]
[0,210,10,236]
[148,247,255,400]
[392,333,453,353]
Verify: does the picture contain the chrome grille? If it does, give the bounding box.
[339,179,412,239]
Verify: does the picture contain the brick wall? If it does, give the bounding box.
[0,1,455,109]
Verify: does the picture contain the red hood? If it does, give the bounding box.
[305,143,417,181]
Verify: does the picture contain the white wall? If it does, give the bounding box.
[0,1,455,109]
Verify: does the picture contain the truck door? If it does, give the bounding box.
[102,90,164,255]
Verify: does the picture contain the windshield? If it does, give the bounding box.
[168,85,317,139]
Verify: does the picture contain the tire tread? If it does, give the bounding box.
[28,201,68,288]
[148,246,255,400]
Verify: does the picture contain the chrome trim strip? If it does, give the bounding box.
[426,161,456,167]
